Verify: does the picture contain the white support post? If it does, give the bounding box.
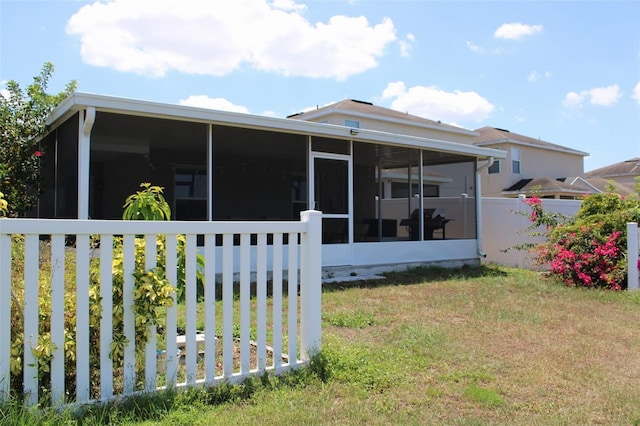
[628,222,639,291]
[299,210,322,360]
[77,107,95,219]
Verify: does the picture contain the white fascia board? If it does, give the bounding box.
[474,138,589,157]
[300,107,478,137]
[47,92,505,160]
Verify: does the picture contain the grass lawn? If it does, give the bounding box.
[5,265,640,425]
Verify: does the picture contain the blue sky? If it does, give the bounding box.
[2,0,639,172]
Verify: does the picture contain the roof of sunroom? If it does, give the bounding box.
[46,92,506,161]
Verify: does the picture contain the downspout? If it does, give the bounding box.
[475,156,494,258]
[77,107,95,219]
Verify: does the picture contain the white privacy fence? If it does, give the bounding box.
[0,211,322,407]
[481,196,582,269]
[628,222,639,290]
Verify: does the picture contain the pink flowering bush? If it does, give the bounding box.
[524,187,640,290]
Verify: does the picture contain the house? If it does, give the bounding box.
[470,127,591,199]
[583,157,640,193]
[37,92,505,269]
[291,100,592,199]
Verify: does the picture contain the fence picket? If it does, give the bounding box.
[144,234,157,391]
[287,233,298,365]
[203,233,216,385]
[75,234,90,402]
[256,233,267,372]
[185,234,197,385]
[23,235,39,406]
[99,234,114,400]
[222,233,234,377]
[122,234,136,394]
[272,233,283,373]
[50,235,66,404]
[240,233,251,375]
[164,234,178,387]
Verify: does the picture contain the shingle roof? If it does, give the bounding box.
[472,126,588,156]
[502,177,597,195]
[584,157,640,178]
[582,177,635,196]
[289,99,474,135]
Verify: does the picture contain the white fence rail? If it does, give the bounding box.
[628,222,639,290]
[0,211,322,406]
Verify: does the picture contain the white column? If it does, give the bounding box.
[77,107,95,219]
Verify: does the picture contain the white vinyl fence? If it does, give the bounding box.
[628,222,639,290]
[481,196,582,269]
[0,211,322,407]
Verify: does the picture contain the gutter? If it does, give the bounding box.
[475,157,494,258]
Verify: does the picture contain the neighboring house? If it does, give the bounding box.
[471,127,591,199]
[291,100,593,200]
[37,92,505,269]
[583,157,640,193]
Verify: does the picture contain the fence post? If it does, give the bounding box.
[628,222,639,291]
[299,210,322,360]
[0,224,10,401]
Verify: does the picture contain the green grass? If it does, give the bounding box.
[3,264,640,425]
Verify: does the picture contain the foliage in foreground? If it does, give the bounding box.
[8,184,200,401]
[0,62,76,217]
[522,184,640,289]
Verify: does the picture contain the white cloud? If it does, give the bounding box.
[563,84,621,108]
[589,84,621,106]
[631,81,640,104]
[563,91,586,108]
[527,70,551,82]
[381,81,494,123]
[494,23,543,40]
[270,0,306,12]
[399,33,415,57]
[466,41,482,53]
[179,95,250,113]
[466,41,507,55]
[66,0,396,80]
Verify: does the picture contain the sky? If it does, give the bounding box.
[1,0,639,172]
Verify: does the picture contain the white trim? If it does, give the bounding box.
[474,138,588,157]
[298,107,478,137]
[47,92,505,161]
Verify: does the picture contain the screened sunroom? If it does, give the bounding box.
[38,93,505,268]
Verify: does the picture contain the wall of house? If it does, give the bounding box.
[480,143,585,197]
[317,113,475,144]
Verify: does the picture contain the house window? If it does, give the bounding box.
[344,119,360,128]
[488,160,500,174]
[511,148,521,174]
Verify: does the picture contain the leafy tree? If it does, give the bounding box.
[0,62,77,216]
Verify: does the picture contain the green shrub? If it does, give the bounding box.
[525,183,640,290]
[8,183,203,401]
